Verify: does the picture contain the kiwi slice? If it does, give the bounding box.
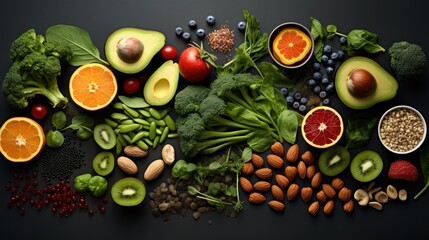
[111,177,146,206]
[94,124,116,150]
[92,151,115,176]
[319,145,351,176]
[350,150,383,182]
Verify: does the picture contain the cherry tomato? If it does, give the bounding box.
[31,103,48,120]
[178,46,213,83]
[123,78,140,95]
[161,46,178,60]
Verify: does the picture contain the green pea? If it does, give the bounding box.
[164,115,176,131]
[149,121,156,140]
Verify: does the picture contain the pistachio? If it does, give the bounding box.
[368,201,383,211]
[354,189,369,206]
[398,189,408,201]
[374,191,389,204]
[368,186,382,200]
[386,185,398,200]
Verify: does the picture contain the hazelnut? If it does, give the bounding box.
[347,68,376,97]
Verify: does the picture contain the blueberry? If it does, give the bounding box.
[175,27,184,36]
[298,104,307,113]
[337,50,345,59]
[339,36,347,45]
[322,98,330,105]
[182,32,191,42]
[326,66,334,75]
[286,96,294,104]
[280,88,288,96]
[321,77,330,86]
[323,45,332,54]
[307,79,317,87]
[206,15,216,26]
[292,101,300,109]
[321,55,329,62]
[300,97,308,105]
[325,83,335,93]
[313,71,322,81]
[196,28,206,39]
[330,52,339,60]
[237,21,246,31]
[319,91,327,98]
[294,92,302,100]
[188,20,197,29]
[313,86,321,94]
[312,62,321,71]
[327,59,335,66]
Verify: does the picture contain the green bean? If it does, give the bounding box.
[147,117,166,127]
[158,107,171,119]
[153,135,160,148]
[118,124,141,133]
[115,140,123,155]
[138,109,151,118]
[143,138,154,146]
[136,140,149,151]
[122,104,140,118]
[156,128,163,135]
[148,108,162,120]
[149,121,156,140]
[120,119,134,125]
[164,115,176,131]
[130,131,150,143]
[160,126,169,143]
[121,134,132,143]
[111,112,129,121]
[112,102,123,110]
[104,118,118,128]
[133,118,150,126]
[117,134,127,147]
[167,133,178,138]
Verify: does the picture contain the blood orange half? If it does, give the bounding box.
[301,106,344,148]
[272,27,312,65]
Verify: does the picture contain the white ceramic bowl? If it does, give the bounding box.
[378,105,427,154]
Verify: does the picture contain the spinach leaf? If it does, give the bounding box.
[61,113,94,140]
[414,144,429,199]
[310,17,327,62]
[46,24,108,66]
[277,109,300,144]
[344,29,385,54]
[345,113,377,149]
[259,61,295,88]
[118,95,150,108]
[51,111,67,130]
[241,147,253,162]
[247,130,275,152]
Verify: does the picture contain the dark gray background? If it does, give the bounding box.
[1,0,428,239]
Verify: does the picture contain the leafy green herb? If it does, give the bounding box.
[241,147,252,162]
[46,130,65,148]
[345,113,377,149]
[61,113,94,140]
[310,17,328,62]
[51,111,67,130]
[46,24,109,66]
[414,144,429,200]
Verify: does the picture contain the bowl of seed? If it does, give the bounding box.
[378,105,427,154]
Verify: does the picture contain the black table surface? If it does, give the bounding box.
[1,0,429,239]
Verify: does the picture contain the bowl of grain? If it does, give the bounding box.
[378,105,427,154]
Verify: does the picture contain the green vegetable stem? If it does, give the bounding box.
[414,144,429,200]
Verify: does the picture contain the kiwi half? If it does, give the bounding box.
[350,150,383,182]
[111,177,146,207]
[94,124,116,150]
[92,151,115,176]
[319,145,351,176]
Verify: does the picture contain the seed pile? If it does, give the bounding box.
[40,133,85,183]
[207,26,235,54]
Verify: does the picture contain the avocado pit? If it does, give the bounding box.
[116,37,144,63]
[347,68,376,97]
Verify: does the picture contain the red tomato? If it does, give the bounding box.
[123,78,140,95]
[31,103,48,120]
[161,46,178,60]
[178,46,213,83]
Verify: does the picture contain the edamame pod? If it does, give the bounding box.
[112,102,124,110]
[138,109,151,118]
[130,131,150,143]
[115,140,123,155]
[164,115,176,131]
[123,104,140,118]
[133,118,150,126]
[118,124,141,133]
[148,108,162,120]
[104,118,118,128]
[117,134,127,147]
[153,135,160,148]
[121,134,132,143]
[120,119,134,125]
[111,113,129,121]
[143,138,154,146]
[149,121,156,140]
[136,140,149,151]
[158,107,171,119]
[160,126,170,143]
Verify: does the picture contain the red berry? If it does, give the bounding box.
[388,159,419,181]
[123,78,140,95]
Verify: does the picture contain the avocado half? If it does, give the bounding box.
[105,27,165,74]
[335,56,398,109]
[143,60,179,106]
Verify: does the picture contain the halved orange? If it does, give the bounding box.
[69,63,118,111]
[272,27,312,65]
[0,117,46,162]
[301,106,344,149]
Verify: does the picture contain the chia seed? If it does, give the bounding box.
[207,26,235,54]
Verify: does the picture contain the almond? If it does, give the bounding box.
[275,174,290,189]
[117,156,138,175]
[255,168,273,180]
[331,177,345,191]
[253,181,271,192]
[297,161,307,179]
[287,183,300,201]
[310,172,322,189]
[271,185,284,201]
[316,190,327,204]
[266,154,284,169]
[144,159,165,181]
[301,150,314,165]
[161,144,175,165]
[338,187,352,202]
[343,199,354,213]
[306,165,316,179]
[308,201,320,215]
[239,177,253,193]
[268,200,285,213]
[248,192,266,204]
[251,153,264,168]
[285,144,299,163]
[322,184,337,199]
[241,162,254,175]
[285,166,297,182]
[270,142,284,157]
[301,187,313,203]
[323,200,335,215]
[123,145,148,158]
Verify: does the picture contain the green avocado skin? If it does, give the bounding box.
[335,56,398,110]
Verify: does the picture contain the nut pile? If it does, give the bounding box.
[354,182,407,211]
[240,142,355,215]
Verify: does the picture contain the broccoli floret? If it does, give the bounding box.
[174,85,211,116]
[388,41,426,80]
[2,29,71,109]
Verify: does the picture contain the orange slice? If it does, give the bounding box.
[69,63,118,111]
[301,106,344,149]
[272,27,312,65]
[0,117,46,162]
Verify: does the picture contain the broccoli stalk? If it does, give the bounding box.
[2,29,71,109]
